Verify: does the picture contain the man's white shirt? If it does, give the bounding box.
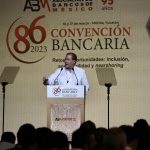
[47,66,90,92]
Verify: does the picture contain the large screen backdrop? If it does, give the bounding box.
[0,0,150,134]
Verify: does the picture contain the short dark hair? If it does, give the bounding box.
[17,123,36,147]
[51,131,69,149]
[1,131,16,143]
[66,53,77,61]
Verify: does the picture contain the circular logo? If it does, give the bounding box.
[6,15,48,64]
[52,86,61,96]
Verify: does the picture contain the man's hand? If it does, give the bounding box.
[43,76,49,85]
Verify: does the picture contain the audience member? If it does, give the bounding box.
[94,127,108,150]
[9,123,37,150]
[50,131,69,150]
[0,131,16,150]
[102,127,127,150]
[72,127,96,150]
[80,120,96,133]
[119,125,138,150]
[133,119,150,150]
[36,127,53,150]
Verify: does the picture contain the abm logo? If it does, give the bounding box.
[24,0,50,12]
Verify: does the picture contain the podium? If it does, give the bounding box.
[47,85,86,140]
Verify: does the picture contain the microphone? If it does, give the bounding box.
[72,68,78,85]
[54,67,63,85]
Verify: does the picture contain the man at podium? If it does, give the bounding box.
[43,52,90,92]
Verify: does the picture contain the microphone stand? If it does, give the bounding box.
[105,83,112,129]
[72,68,78,85]
[54,67,63,85]
[1,82,8,133]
